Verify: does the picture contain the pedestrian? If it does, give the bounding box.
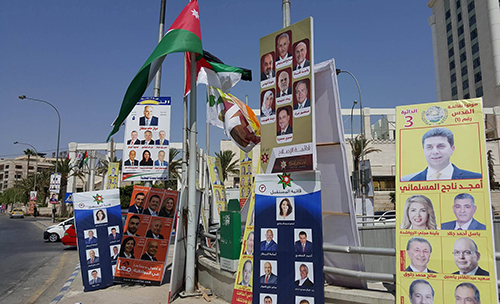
[33,205,37,217]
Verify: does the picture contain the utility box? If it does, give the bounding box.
[220,199,241,272]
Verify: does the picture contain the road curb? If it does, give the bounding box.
[49,263,80,304]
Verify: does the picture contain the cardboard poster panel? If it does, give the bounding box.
[240,150,253,207]
[207,156,227,220]
[74,189,122,291]
[252,171,324,303]
[114,185,179,285]
[260,17,316,174]
[395,98,498,303]
[106,162,120,190]
[122,97,171,181]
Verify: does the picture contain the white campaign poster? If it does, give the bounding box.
[122,97,171,181]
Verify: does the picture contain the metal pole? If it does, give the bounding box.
[18,96,61,173]
[205,87,210,229]
[282,0,291,27]
[185,52,198,293]
[153,0,166,98]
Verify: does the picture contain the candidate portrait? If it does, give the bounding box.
[155,130,169,146]
[294,230,313,254]
[261,90,275,117]
[293,80,310,110]
[238,260,252,287]
[260,229,277,252]
[405,237,437,273]
[441,193,486,230]
[408,279,434,304]
[259,261,277,284]
[276,32,292,62]
[277,106,293,136]
[401,127,481,181]
[260,53,275,81]
[293,40,310,71]
[295,263,313,287]
[277,70,292,97]
[141,240,159,261]
[127,130,140,145]
[124,150,139,166]
[452,237,489,276]
[139,105,158,126]
[454,282,481,304]
[400,195,438,230]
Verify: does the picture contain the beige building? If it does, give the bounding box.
[0,155,55,192]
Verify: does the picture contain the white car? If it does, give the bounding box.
[43,217,74,242]
[374,210,396,226]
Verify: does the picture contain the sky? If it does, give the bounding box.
[0,0,437,160]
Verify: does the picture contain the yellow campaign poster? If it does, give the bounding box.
[395,98,498,304]
[106,162,120,190]
[240,150,253,207]
[207,156,227,219]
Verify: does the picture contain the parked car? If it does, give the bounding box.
[374,210,396,226]
[62,224,77,246]
[44,217,74,242]
[10,208,24,219]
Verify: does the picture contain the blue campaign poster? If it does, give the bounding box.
[74,189,122,292]
[253,171,324,304]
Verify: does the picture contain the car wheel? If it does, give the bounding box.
[49,233,59,243]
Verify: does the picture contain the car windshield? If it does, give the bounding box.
[13,209,22,212]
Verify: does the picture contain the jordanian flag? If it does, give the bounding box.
[185,50,252,96]
[79,151,89,169]
[107,0,202,141]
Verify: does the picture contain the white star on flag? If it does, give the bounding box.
[191,9,199,19]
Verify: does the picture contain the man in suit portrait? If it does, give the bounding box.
[111,246,119,261]
[146,219,164,239]
[453,237,489,276]
[87,249,100,264]
[141,240,159,261]
[260,53,275,81]
[89,270,101,285]
[139,105,158,126]
[143,195,161,216]
[277,32,292,62]
[263,296,273,304]
[295,264,313,287]
[125,215,141,237]
[295,231,313,254]
[85,230,97,245]
[277,71,292,97]
[401,127,482,181]
[442,193,486,230]
[108,227,121,241]
[405,237,436,273]
[238,260,252,287]
[155,130,169,145]
[454,282,481,304]
[127,130,140,145]
[260,229,277,252]
[293,41,310,71]
[259,262,278,284]
[409,280,434,304]
[154,150,168,167]
[293,81,311,110]
[124,150,138,166]
[141,130,155,145]
[277,107,293,136]
[128,192,145,214]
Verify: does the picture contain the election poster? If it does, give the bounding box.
[240,150,253,207]
[260,17,316,174]
[252,171,324,303]
[207,156,227,221]
[49,173,61,192]
[395,98,498,303]
[114,185,178,285]
[29,191,37,215]
[73,189,122,292]
[231,184,255,304]
[122,97,171,181]
[106,162,120,189]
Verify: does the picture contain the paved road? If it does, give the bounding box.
[0,215,78,304]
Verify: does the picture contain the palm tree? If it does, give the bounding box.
[55,158,73,216]
[214,150,240,182]
[163,148,182,190]
[24,149,36,178]
[349,135,382,173]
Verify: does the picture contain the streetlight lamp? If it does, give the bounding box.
[18,95,61,173]
[13,141,38,192]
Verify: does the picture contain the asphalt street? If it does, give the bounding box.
[0,214,79,304]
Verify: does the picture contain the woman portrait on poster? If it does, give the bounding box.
[139,150,153,166]
[278,198,293,220]
[261,91,275,117]
[95,209,106,223]
[159,197,175,218]
[119,237,136,259]
[401,195,438,230]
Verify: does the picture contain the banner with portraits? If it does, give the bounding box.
[259,17,316,174]
[207,156,227,221]
[252,171,324,304]
[122,97,171,181]
[114,185,179,285]
[73,189,122,292]
[106,162,120,189]
[395,98,498,303]
[240,150,253,207]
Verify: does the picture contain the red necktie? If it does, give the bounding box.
[265,276,268,283]
[91,258,94,263]
[303,245,305,253]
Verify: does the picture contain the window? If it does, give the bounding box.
[447,22,452,32]
[461,66,468,76]
[450,60,456,70]
[464,93,470,98]
[452,86,458,96]
[469,15,476,26]
[463,79,469,89]
[4,165,9,169]
[470,29,478,40]
[448,35,454,45]
[468,1,474,13]
[473,57,480,69]
[456,0,461,9]
[458,25,464,36]
[476,86,483,97]
[459,39,465,49]
[472,43,479,54]
[460,52,467,63]
[457,12,462,22]
[446,10,451,19]
[451,73,457,83]
[449,48,455,58]
[474,72,482,83]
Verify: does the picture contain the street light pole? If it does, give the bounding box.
[18,95,61,173]
[13,142,38,192]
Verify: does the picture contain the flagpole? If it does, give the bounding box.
[205,87,210,231]
[185,51,198,294]
[153,0,166,97]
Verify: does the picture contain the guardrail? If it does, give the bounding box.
[200,231,220,264]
